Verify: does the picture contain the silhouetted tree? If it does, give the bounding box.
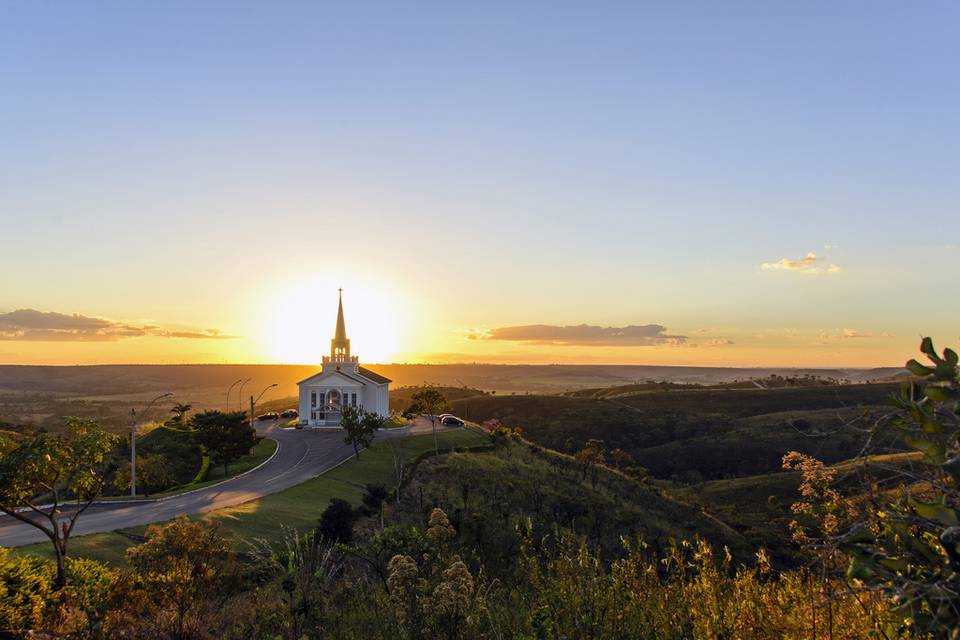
[319,498,356,543]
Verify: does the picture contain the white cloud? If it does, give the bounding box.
[760,252,841,275]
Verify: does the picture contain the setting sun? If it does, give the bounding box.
[260,279,403,364]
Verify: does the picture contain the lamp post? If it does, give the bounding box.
[456,378,468,421]
[131,392,173,497]
[225,378,242,410]
[237,378,252,411]
[251,383,278,428]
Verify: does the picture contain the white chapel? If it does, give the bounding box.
[297,290,391,427]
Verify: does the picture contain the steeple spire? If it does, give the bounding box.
[334,288,347,343]
[330,288,351,361]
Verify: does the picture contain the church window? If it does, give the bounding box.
[351,393,357,406]
[311,391,317,408]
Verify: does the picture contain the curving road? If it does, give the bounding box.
[0,421,416,547]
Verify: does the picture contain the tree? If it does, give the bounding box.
[362,483,390,529]
[0,418,118,588]
[114,453,174,497]
[318,498,356,544]
[608,448,635,470]
[168,402,192,426]
[115,517,236,639]
[787,338,960,637]
[409,388,450,454]
[340,406,384,460]
[190,410,260,476]
[576,439,606,488]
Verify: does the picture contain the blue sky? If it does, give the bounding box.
[0,2,957,366]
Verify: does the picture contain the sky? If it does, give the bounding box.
[0,1,958,367]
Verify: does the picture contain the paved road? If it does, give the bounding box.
[0,421,411,547]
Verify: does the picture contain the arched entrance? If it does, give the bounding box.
[327,389,341,409]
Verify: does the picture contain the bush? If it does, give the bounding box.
[319,498,356,544]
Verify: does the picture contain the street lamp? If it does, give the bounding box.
[131,392,173,497]
[237,378,252,411]
[250,383,278,428]
[225,378,242,410]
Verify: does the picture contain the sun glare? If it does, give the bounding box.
[261,279,402,364]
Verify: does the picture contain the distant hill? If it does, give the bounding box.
[0,362,905,435]
[0,363,907,399]
[450,383,900,482]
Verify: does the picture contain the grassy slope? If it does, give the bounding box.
[451,384,897,480]
[201,437,278,484]
[403,443,751,565]
[15,429,487,564]
[671,451,922,561]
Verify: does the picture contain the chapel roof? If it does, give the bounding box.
[357,366,392,385]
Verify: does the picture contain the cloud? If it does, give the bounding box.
[470,323,687,346]
[0,309,235,342]
[814,328,896,343]
[702,338,735,347]
[760,252,841,275]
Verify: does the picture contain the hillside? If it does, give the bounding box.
[450,383,897,481]
[396,442,751,568]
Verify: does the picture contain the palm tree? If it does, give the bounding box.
[169,402,193,425]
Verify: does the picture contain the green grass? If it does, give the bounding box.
[13,532,141,566]
[200,437,278,484]
[206,428,486,542]
[15,428,487,565]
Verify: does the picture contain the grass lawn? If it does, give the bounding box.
[196,437,279,485]
[15,428,488,565]
[207,428,486,543]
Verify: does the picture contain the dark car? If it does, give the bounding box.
[257,411,280,421]
[440,415,465,427]
[280,409,298,418]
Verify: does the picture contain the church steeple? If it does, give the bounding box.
[329,288,352,364]
[334,288,347,346]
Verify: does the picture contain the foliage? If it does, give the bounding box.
[386,519,489,640]
[319,498,356,544]
[575,438,606,488]
[167,403,193,426]
[409,388,450,453]
[341,406,385,460]
[0,417,118,588]
[125,425,205,490]
[113,454,175,497]
[190,410,260,476]
[398,438,750,574]
[0,547,115,637]
[788,338,960,637]
[451,385,896,481]
[109,517,238,639]
[513,530,895,640]
[0,546,55,631]
[362,484,390,529]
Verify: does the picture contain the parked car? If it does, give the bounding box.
[280,409,298,418]
[440,415,465,427]
[257,411,280,421]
